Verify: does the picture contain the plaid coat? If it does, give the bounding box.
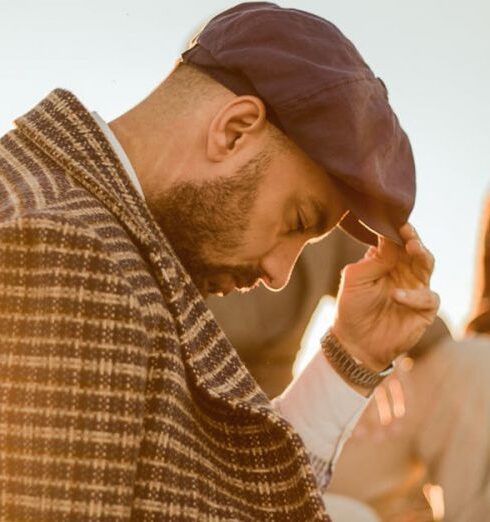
[0,90,330,521]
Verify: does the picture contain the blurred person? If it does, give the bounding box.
[0,3,439,521]
[467,192,490,334]
[329,317,490,521]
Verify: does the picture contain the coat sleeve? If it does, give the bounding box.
[0,215,149,522]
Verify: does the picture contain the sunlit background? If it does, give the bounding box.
[1,0,488,336]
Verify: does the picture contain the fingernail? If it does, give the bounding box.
[395,289,407,299]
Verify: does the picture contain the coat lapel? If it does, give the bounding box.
[13,89,329,518]
[14,88,273,408]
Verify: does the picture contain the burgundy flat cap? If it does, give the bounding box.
[182,1,416,245]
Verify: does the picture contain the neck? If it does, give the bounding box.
[109,106,195,197]
[108,74,234,196]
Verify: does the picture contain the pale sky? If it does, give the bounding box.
[1,0,488,334]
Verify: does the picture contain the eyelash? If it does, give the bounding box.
[294,211,307,234]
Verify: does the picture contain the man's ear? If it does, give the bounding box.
[206,95,267,161]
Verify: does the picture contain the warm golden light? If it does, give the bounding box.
[423,483,445,520]
[293,295,336,377]
[399,356,414,372]
[388,377,406,419]
[374,385,393,426]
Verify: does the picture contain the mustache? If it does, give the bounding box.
[204,263,265,288]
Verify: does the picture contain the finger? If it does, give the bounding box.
[392,288,440,311]
[399,222,419,242]
[399,223,436,284]
[405,238,436,284]
[363,246,378,260]
[377,236,402,266]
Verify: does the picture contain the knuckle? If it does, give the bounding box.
[424,292,439,310]
[426,309,435,320]
[340,262,356,278]
[429,252,435,268]
[433,292,441,308]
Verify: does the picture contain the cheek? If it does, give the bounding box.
[232,219,282,261]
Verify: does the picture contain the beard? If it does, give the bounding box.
[146,152,271,297]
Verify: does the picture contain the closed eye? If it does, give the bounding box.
[293,210,307,234]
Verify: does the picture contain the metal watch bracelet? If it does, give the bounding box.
[320,329,394,389]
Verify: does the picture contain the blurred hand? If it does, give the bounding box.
[332,224,439,372]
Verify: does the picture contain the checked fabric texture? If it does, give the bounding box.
[0,90,331,521]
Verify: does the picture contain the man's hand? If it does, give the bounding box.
[332,223,439,372]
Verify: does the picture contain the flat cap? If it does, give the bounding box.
[182,2,416,245]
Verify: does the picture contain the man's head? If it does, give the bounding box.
[111,64,347,297]
[182,2,416,245]
[110,2,415,297]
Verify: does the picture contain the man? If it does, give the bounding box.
[0,3,438,521]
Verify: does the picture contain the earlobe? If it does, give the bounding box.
[206,95,267,161]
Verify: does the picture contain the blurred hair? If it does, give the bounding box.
[163,63,227,113]
[466,193,490,335]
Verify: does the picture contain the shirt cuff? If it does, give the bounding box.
[272,348,371,462]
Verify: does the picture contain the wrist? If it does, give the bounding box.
[330,325,390,373]
[321,329,394,393]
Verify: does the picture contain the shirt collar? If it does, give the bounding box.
[91,111,145,200]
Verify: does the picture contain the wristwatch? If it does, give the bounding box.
[320,329,395,390]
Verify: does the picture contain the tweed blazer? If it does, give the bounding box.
[0,90,330,521]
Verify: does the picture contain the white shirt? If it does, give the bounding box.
[91,111,370,480]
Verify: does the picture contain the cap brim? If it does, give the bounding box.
[338,212,378,245]
[338,211,403,246]
[334,178,405,246]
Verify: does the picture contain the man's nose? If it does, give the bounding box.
[259,237,307,291]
